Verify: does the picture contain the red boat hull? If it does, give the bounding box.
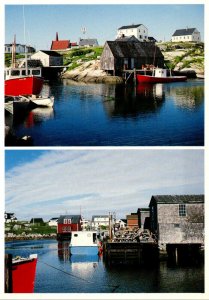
[136,74,187,83]
[5,76,44,96]
[12,257,37,293]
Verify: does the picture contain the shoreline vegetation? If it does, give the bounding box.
[61,42,204,82]
[5,222,57,241]
[5,42,204,84]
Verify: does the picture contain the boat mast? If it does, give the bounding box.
[11,34,16,68]
[23,6,28,76]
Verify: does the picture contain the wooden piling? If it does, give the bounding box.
[5,254,13,293]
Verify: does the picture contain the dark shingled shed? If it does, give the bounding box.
[100,41,164,75]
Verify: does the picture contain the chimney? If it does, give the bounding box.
[56,32,59,41]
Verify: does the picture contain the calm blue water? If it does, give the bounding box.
[5,239,204,293]
[5,79,204,146]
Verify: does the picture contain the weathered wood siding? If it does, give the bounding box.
[157,203,204,244]
[100,41,164,75]
[100,43,115,71]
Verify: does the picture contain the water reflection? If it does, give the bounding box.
[58,241,70,261]
[166,83,204,109]
[103,83,165,118]
[5,79,204,146]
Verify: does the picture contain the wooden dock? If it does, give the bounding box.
[103,241,158,265]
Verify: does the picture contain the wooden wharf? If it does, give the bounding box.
[103,241,158,265]
[123,68,153,84]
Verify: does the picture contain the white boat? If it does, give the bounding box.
[5,95,54,115]
[70,231,100,255]
[28,95,55,107]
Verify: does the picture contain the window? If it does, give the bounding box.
[11,70,20,76]
[179,204,186,216]
[32,70,41,76]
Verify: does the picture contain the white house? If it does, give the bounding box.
[172,28,201,42]
[5,44,35,54]
[117,24,148,42]
[31,50,63,67]
[92,215,110,229]
[48,217,58,227]
[115,219,127,229]
[80,218,91,230]
[4,212,17,223]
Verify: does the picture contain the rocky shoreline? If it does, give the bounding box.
[62,59,203,84]
[62,60,123,83]
[5,233,57,242]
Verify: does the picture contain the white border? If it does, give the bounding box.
[1,0,208,299]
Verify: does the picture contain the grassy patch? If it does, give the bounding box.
[63,46,103,70]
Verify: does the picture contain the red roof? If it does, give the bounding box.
[51,40,70,50]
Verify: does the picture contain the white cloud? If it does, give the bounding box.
[5,150,204,220]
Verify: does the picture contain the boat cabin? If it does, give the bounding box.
[153,68,167,78]
[70,231,98,247]
[5,67,42,80]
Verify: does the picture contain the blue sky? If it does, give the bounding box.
[5,150,204,221]
[5,4,204,50]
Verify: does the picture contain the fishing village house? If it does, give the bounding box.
[137,208,150,229]
[5,43,35,54]
[100,40,164,75]
[30,218,44,225]
[149,195,204,260]
[91,215,110,229]
[126,213,138,228]
[48,217,59,227]
[4,212,17,223]
[115,219,127,229]
[78,38,99,47]
[51,32,78,51]
[31,50,63,67]
[57,215,82,240]
[116,24,149,42]
[171,28,201,42]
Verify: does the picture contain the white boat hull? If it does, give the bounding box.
[30,96,54,107]
[70,246,98,255]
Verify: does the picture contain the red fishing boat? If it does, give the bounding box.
[5,66,44,97]
[136,68,187,84]
[11,254,38,293]
[4,34,44,97]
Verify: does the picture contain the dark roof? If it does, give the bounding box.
[120,219,127,223]
[148,37,157,42]
[137,208,150,212]
[39,50,62,56]
[58,215,81,224]
[118,24,142,30]
[106,41,163,59]
[149,195,204,206]
[30,218,44,223]
[79,39,98,46]
[115,35,139,42]
[172,28,197,36]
